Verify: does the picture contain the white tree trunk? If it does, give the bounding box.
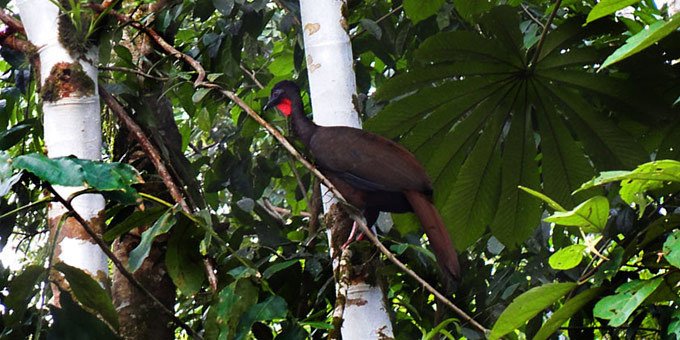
[300,1,394,338]
[17,0,107,288]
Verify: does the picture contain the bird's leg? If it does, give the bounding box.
[341,221,361,249]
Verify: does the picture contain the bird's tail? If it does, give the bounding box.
[404,190,460,280]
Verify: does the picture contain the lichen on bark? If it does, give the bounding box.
[41,62,95,102]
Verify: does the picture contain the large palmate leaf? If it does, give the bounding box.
[366,6,652,250]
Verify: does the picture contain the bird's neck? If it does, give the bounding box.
[289,97,317,146]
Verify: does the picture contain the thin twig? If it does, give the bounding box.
[528,0,563,70]
[351,5,403,39]
[100,65,170,81]
[99,86,191,214]
[88,3,205,86]
[44,184,202,339]
[521,4,545,29]
[240,64,265,89]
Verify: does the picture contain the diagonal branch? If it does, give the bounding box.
[99,86,191,214]
[44,184,202,339]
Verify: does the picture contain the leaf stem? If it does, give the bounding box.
[528,0,563,71]
[0,196,52,220]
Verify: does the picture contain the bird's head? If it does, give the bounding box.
[263,80,301,117]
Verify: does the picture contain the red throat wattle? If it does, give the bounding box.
[276,98,293,117]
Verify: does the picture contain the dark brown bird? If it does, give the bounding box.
[264,80,460,279]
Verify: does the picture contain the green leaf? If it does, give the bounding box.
[128,209,177,272]
[235,295,288,340]
[103,207,166,242]
[424,318,460,339]
[533,287,604,340]
[593,278,663,327]
[262,259,301,279]
[205,279,258,340]
[212,0,234,16]
[452,0,496,23]
[5,265,44,327]
[442,111,503,249]
[13,153,140,196]
[403,0,446,24]
[601,15,680,69]
[54,262,119,329]
[0,151,21,197]
[663,230,680,269]
[586,0,641,24]
[166,220,205,296]
[549,244,587,270]
[518,186,566,212]
[669,310,680,339]
[0,120,35,151]
[48,291,118,340]
[192,87,212,103]
[359,19,382,40]
[491,94,541,248]
[490,282,577,340]
[544,196,610,233]
[575,160,680,209]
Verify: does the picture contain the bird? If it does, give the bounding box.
[264,80,460,280]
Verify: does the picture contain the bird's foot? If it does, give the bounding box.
[341,221,362,249]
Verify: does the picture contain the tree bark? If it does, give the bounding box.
[16,0,108,301]
[299,0,395,338]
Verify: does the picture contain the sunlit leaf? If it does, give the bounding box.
[544,196,609,232]
[663,230,680,269]
[593,278,663,327]
[586,0,641,24]
[533,287,604,340]
[549,244,587,270]
[128,209,177,272]
[490,282,577,340]
[601,15,680,69]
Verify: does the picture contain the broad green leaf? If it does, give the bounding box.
[544,196,610,233]
[533,84,595,208]
[403,0,446,24]
[669,310,680,339]
[205,279,258,340]
[0,120,35,151]
[54,262,119,329]
[0,151,21,197]
[593,278,663,327]
[128,209,177,272]
[452,0,496,23]
[5,265,44,327]
[103,207,166,242]
[549,244,587,270]
[491,90,541,248]
[533,287,604,340]
[166,220,205,296]
[359,19,382,40]
[192,87,212,103]
[235,295,288,340]
[13,153,140,196]
[442,111,503,249]
[586,0,641,24]
[262,259,301,279]
[490,282,577,340]
[48,291,118,340]
[663,230,680,269]
[576,160,680,210]
[518,186,566,212]
[601,15,680,69]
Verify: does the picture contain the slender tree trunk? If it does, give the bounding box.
[299,0,394,338]
[16,0,108,299]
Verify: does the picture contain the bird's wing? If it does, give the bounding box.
[309,126,432,193]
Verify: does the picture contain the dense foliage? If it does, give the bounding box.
[0,0,678,338]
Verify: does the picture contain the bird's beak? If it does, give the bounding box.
[263,96,279,111]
